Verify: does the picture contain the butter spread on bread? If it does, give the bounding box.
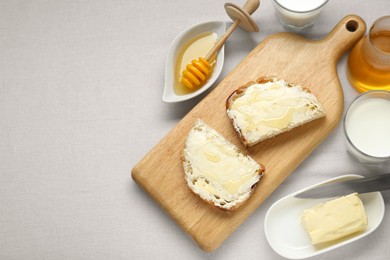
[182,119,264,211]
[226,76,325,147]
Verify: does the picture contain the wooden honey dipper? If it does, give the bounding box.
[180,0,260,89]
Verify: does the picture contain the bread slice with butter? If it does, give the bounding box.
[182,119,265,211]
[226,76,325,147]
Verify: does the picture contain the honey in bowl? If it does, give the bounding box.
[174,32,218,95]
[347,16,390,92]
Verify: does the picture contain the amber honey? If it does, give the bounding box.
[174,32,217,95]
[347,30,390,92]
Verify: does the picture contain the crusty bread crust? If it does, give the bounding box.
[226,76,325,147]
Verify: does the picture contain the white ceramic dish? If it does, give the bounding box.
[264,174,385,259]
[162,21,226,103]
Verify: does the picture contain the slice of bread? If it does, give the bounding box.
[182,119,264,211]
[226,76,325,147]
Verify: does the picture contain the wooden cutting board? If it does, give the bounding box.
[132,15,366,252]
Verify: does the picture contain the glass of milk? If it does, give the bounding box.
[273,0,329,31]
[343,91,390,163]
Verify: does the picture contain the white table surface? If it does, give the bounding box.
[1,0,390,259]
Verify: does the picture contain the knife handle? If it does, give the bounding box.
[353,173,390,191]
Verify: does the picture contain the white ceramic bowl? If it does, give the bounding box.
[162,21,226,103]
[264,174,385,259]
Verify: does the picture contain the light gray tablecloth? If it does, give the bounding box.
[1,0,389,259]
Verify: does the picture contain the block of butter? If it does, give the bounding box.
[301,193,368,245]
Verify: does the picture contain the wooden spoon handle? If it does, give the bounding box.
[205,20,240,61]
[243,0,260,15]
[205,0,260,61]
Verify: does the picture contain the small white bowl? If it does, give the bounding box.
[264,174,385,259]
[162,21,226,103]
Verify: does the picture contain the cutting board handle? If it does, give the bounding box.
[321,15,366,60]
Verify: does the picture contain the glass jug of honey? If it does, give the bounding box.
[347,16,390,92]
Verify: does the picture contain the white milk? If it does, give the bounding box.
[275,0,328,12]
[273,0,328,29]
[345,97,390,159]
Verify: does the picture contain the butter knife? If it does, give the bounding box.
[295,173,390,199]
